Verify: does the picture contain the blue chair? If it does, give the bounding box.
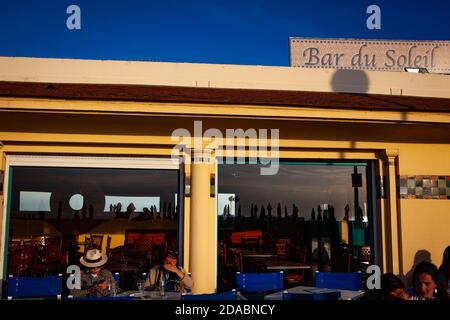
[236,272,284,293]
[7,274,63,299]
[181,290,238,300]
[315,272,362,291]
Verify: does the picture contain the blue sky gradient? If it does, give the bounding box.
[1,0,449,66]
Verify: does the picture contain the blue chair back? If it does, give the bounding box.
[181,290,238,300]
[315,272,362,291]
[236,272,284,293]
[7,274,63,299]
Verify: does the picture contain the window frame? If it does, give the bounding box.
[0,154,183,295]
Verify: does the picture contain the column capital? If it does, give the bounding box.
[192,148,215,165]
[381,149,399,165]
[385,149,399,159]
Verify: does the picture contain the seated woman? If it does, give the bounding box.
[70,249,121,297]
[381,273,410,300]
[410,261,448,300]
[144,250,193,292]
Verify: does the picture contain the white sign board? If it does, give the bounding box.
[290,37,450,73]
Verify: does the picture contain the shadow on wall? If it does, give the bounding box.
[404,249,431,287]
[331,70,369,94]
[331,70,369,158]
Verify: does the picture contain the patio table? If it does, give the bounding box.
[264,285,365,300]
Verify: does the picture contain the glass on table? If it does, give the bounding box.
[137,279,145,293]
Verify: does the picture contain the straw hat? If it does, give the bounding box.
[80,249,108,268]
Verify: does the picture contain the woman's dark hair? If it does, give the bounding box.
[381,273,405,296]
[413,261,448,300]
[438,246,450,275]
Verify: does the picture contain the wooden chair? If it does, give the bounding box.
[240,237,260,252]
[235,249,244,273]
[133,238,153,264]
[294,244,308,262]
[90,234,104,252]
[276,239,290,256]
[8,245,34,276]
[31,236,47,247]
[333,246,352,272]
[9,240,22,247]
[105,236,112,257]
[30,236,49,276]
[22,239,33,246]
[46,237,63,274]
[83,237,92,254]
[218,240,229,267]
[286,244,308,286]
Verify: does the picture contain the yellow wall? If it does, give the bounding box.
[397,145,450,283]
[0,108,448,284]
[0,57,450,292]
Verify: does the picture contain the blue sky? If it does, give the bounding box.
[1,0,449,66]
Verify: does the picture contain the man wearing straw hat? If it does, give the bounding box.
[70,249,121,297]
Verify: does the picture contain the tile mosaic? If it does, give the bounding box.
[399,174,450,200]
[415,187,423,196]
[400,178,407,188]
[431,188,439,197]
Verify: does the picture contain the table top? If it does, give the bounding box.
[119,290,248,300]
[264,285,365,300]
[119,290,181,300]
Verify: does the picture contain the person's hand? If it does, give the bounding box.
[163,263,178,273]
[399,291,411,300]
[163,263,185,280]
[94,281,108,290]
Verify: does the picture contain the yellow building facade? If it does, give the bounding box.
[0,57,449,294]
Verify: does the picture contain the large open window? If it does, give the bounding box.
[217,161,379,291]
[1,156,183,296]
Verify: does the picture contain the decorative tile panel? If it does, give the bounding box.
[399,175,450,199]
